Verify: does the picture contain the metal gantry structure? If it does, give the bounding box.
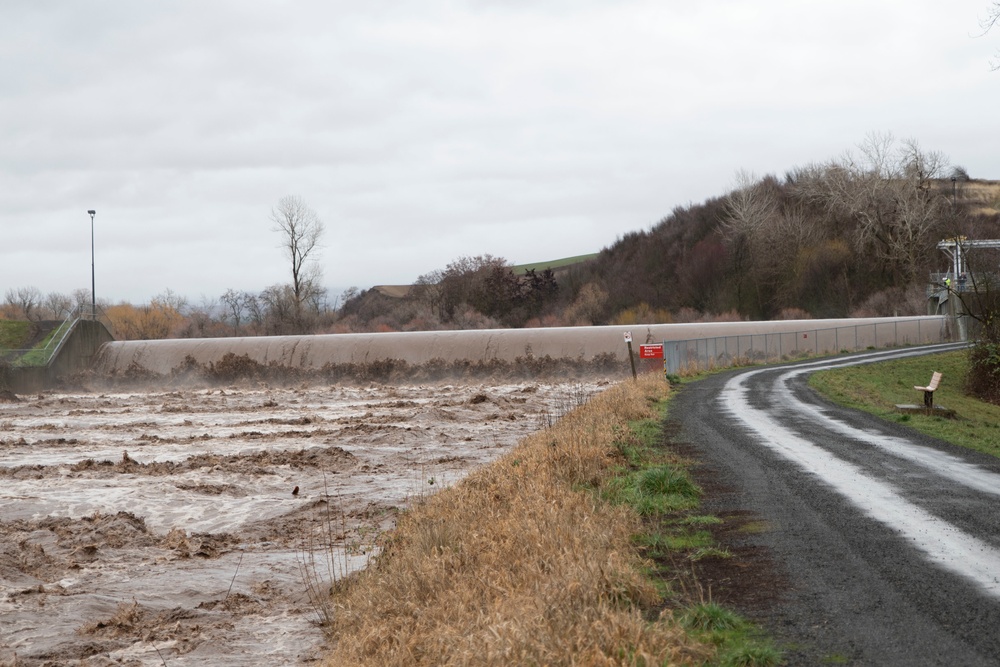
[937,236,1000,279]
[932,237,1000,339]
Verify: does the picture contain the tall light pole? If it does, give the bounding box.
[88,210,96,318]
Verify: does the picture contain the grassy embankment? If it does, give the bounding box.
[0,319,69,366]
[0,320,31,350]
[809,349,1000,458]
[318,374,779,666]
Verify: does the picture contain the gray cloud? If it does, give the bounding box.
[2,1,998,304]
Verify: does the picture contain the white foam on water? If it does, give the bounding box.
[0,380,603,665]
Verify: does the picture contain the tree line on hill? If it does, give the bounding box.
[342,134,1000,330]
[4,135,1000,342]
[0,282,344,341]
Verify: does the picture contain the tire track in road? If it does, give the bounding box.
[676,343,1000,666]
[723,346,1000,597]
[775,352,1000,500]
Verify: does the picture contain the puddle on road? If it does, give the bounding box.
[0,381,601,665]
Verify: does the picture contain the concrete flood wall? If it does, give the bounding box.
[91,316,951,377]
[663,317,951,374]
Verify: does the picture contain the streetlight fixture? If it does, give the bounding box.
[88,210,96,318]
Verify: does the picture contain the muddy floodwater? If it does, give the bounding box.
[0,381,602,665]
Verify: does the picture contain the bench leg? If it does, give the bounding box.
[924,391,933,409]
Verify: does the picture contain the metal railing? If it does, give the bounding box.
[925,272,1000,296]
[77,303,115,336]
[0,305,112,368]
[662,317,952,375]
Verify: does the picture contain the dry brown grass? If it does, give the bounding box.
[958,180,1000,216]
[322,374,711,666]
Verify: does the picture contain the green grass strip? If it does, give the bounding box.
[680,603,782,667]
[609,395,782,666]
[809,349,1000,458]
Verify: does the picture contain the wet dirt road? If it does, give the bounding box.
[672,345,1000,666]
[0,380,602,666]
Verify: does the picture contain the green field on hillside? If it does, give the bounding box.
[809,350,1000,458]
[371,253,601,299]
[512,253,599,275]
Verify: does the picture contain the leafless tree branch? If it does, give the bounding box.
[270,195,326,331]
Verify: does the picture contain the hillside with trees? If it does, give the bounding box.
[4,135,1000,340]
[340,135,1000,330]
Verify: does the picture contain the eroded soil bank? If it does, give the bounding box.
[0,380,603,666]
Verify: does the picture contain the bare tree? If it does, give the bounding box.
[411,270,445,318]
[181,296,218,338]
[259,284,298,335]
[71,288,91,312]
[153,288,188,315]
[244,292,264,334]
[44,291,73,320]
[304,285,330,318]
[339,286,360,308]
[986,2,1000,29]
[4,286,43,321]
[793,133,950,287]
[270,195,325,330]
[945,243,1000,401]
[721,170,780,240]
[220,288,246,335]
[721,172,820,316]
[982,2,1000,69]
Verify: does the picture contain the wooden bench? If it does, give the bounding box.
[914,372,942,409]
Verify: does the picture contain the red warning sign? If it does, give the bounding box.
[639,344,664,359]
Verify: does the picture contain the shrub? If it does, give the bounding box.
[966,342,1000,404]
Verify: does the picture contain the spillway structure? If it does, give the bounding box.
[91,316,951,379]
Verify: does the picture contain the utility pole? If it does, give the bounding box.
[88,210,96,318]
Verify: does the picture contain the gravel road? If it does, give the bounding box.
[671,344,1000,666]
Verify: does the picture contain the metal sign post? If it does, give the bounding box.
[624,331,637,380]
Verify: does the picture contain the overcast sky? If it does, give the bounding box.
[2,1,999,306]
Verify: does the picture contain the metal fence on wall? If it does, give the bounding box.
[662,317,953,375]
[0,305,113,368]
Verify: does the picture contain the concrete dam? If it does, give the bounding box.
[91,316,952,378]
